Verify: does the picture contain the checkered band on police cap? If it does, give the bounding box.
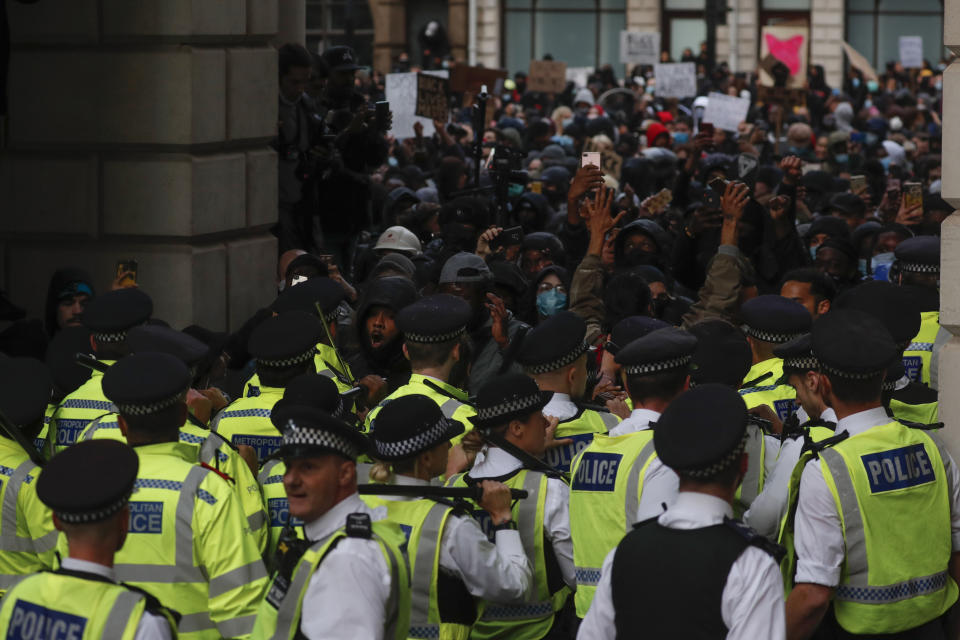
[898,262,939,274]
[679,430,748,479]
[819,361,885,380]
[372,416,452,459]
[55,488,134,524]
[475,391,545,424]
[783,355,819,372]
[115,390,186,417]
[94,330,127,344]
[257,347,317,368]
[525,341,588,375]
[283,418,363,459]
[742,326,801,344]
[623,354,692,376]
[404,326,466,344]
[881,377,897,392]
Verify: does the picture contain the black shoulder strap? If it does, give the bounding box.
[900,419,944,431]
[421,379,471,405]
[723,517,786,562]
[630,515,660,531]
[741,371,773,389]
[345,512,372,538]
[801,431,849,457]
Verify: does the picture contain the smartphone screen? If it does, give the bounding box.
[903,182,923,210]
[581,152,601,168]
[708,177,727,193]
[850,175,867,193]
[116,260,137,287]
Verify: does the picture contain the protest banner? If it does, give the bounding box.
[654,63,697,98]
[528,60,568,93]
[701,92,750,132]
[620,31,660,65]
[759,25,808,89]
[449,65,507,94]
[842,41,878,82]
[386,70,448,138]
[415,73,449,122]
[899,36,924,69]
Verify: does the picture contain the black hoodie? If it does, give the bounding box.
[348,277,419,388]
[44,268,96,337]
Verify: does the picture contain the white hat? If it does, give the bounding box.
[693,95,709,109]
[889,116,903,131]
[374,226,421,255]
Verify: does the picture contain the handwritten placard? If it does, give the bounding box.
[415,73,449,121]
[528,60,568,93]
[620,32,660,65]
[701,92,750,132]
[386,70,448,138]
[899,36,924,69]
[654,63,697,98]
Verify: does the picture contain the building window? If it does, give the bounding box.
[306,0,375,65]
[502,0,627,75]
[846,0,944,69]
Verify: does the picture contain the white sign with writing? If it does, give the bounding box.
[654,63,697,98]
[620,31,660,65]
[385,70,449,138]
[701,92,750,132]
[899,36,924,69]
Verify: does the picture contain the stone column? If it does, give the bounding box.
[626,0,659,34]
[476,0,500,68]
[937,0,960,457]
[370,0,406,74]
[276,0,306,46]
[449,0,469,63]
[2,0,279,332]
[810,0,844,88]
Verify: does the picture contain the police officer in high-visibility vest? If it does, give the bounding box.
[578,384,786,639]
[597,316,670,410]
[785,310,960,639]
[365,295,477,453]
[245,277,360,400]
[77,324,270,556]
[0,440,177,640]
[836,280,940,424]
[517,311,619,473]
[447,373,574,640]
[101,352,269,639]
[738,295,811,422]
[41,325,96,453]
[894,236,941,387]
[259,372,357,564]
[50,288,153,452]
[213,311,325,462]
[569,327,696,618]
[251,407,411,640]
[0,358,58,594]
[743,334,837,539]
[365,394,533,640]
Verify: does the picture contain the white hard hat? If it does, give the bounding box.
[693,95,709,109]
[374,226,422,255]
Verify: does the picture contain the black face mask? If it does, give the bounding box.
[442,224,477,254]
[622,248,660,268]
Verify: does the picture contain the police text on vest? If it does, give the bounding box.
[861,444,935,493]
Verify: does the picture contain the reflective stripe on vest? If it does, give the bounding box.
[440,398,462,420]
[737,424,766,508]
[103,590,146,637]
[1,461,55,554]
[408,503,448,639]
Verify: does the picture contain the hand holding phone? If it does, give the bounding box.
[115,260,137,289]
[581,152,601,169]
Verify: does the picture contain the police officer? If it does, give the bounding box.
[894,236,941,387]
[77,324,270,556]
[213,311,324,462]
[102,352,268,639]
[579,384,786,639]
[259,373,356,563]
[785,310,960,638]
[365,294,477,450]
[0,358,57,594]
[597,316,670,407]
[0,440,177,639]
[447,373,574,640]
[517,311,619,473]
[568,327,695,618]
[41,325,94,452]
[738,294,812,422]
[246,278,357,398]
[835,280,939,424]
[50,288,153,451]
[743,334,836,539]
[251,407,411,640]
[365,395,533,639]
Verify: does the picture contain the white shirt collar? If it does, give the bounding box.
[303,493,385,542]
[608,408,660,437]
[542,392,578,421]
[659,491,733,528]
[821,407,838,423]
[60,557,116,582]
[894,374,911,391]
[835,406,891,437]
[469,446,522,479]
[379,474,430,501]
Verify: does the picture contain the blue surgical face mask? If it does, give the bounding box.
[508,183,524,197]
[673,131,690,144]
[871,252,896,281]
[880,157,892,172]
[867,80,879,93]
[387,156,399,167]
[852,77,861,88]
[645,86,656,95]
[865,132,879,147]
[864,99,873,109]
[536,289,568,317]
[809,245,819,260]
[935,81,943,91]
[834,153,849,164]
[858,258,869,276]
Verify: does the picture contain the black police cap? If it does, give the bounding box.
[654,384,748,478]
[615,327,697,376]
[687,320,752,388]
[834,281,920,345]
[882,360,905,392]
[0,357,52,428]
[271,277,347,323]
[103,353,191,416]
[271,373,348,429]
[773,333,818,376]
[37,440,138,524]
[81,288,153,343]
[278,407,368,461]
[607,316,670,355]
[45,326,93,398]
[895,236,940,273]
[518,311,587,375]
[127,325,210,367]
[812,309,898,379]
[470,373,552,431]
[740,295,811,343]
[369,395,464,461]
[396,294,471,344]
[248,311,323,368]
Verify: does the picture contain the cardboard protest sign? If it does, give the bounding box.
[449,65,507,94]
[899,36,924,69]
[701,92,750,132]
[620,31,660,65]
[602,151,624,182]
[842,41,878,82]
[386,70,448,138]
[566,66,594,89]
[654,63,697,98]
[759,25,808,89]
[415,73,449,122]
[528,60,568,93]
